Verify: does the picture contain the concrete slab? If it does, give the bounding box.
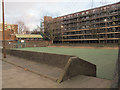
[3,55,63,81]
[5,49,96,82]
[2,61,111,88]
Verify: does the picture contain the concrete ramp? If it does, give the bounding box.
[5,49,96,83]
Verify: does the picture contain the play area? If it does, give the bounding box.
[14,47,118,80]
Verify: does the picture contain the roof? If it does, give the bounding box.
[54,2,120,19]
[16,34,43,38]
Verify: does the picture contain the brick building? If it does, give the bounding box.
[0,23,18,41]
[44,2,120,44]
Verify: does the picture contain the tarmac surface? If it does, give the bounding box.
[3,55,63,82]
[2,55,111,88]
[15,47,118,80]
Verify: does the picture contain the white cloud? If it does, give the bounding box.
[5,0,119,2]
[0,0,119,31]
[5,0,61,2]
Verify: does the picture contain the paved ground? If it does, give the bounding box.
[3,55,63,81]
[2,55,111,88]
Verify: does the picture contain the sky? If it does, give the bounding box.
[0,0,119,31]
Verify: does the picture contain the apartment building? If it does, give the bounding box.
[0,23,18,41]
[44,2,120,44]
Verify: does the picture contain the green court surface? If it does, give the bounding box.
[15,47,118,80]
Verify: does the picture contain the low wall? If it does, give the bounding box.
[25,41,50,47]
[6,49,96,83]
[52,43,118,47]
[6,49,72,68]
[3,40,51,49]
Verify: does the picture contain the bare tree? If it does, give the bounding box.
[31,25,44,35]
[92,30,100,44]
[24,26,30,34]
[17,20,30,34]
[44,18,61,44]
[31,29,40,34]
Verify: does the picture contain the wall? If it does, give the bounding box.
[4,40,51,49]
[5,49,96,82]
[0,24,18,41]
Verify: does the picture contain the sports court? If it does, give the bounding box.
[15,47,118,80]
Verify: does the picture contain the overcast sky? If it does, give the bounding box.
[0,0,119,31]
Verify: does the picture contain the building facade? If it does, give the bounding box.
[0,23,18,41]
[44,2,120,44]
